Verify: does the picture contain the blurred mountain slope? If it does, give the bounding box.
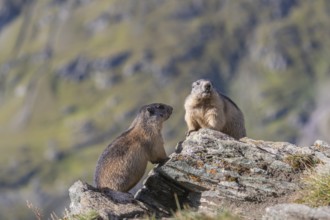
[0,0,330,219]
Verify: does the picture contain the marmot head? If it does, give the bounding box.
[139,103,173,126]
[190,79,214,99]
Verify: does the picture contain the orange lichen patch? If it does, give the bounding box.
[188,174,201,182]
[208,169,217,175]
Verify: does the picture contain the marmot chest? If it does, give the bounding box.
[192,104,218,120]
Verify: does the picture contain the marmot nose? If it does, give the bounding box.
[205,83,211,91]
[168,106,173,114]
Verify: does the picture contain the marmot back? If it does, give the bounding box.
[184,79,246,139]
[94,103,173,192]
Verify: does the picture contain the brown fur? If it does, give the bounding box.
[94,103,173,192]
[184,79,246,139]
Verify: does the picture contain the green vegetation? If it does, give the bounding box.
[296,171,330,207]
[63,211,101,220]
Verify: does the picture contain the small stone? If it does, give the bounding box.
[263,203,330,220]
[314,140,330,149]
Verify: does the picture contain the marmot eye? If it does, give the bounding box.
[157,105,164,110]
[196,82,200,86]
[147,107,155,115]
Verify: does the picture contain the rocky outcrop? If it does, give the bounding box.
[68,129,330,219]
[69,180,148,219]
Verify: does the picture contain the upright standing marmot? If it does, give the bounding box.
[184,79,246,139]
[94,103,173,192]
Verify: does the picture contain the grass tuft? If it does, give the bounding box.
[171,193,240,220]
[284,154,320,171]
[26,200,43,220]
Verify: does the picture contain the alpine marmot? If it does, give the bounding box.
[184,79,246,139]
[94,103,173,192]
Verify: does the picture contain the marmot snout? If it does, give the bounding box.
[191,79,213,98]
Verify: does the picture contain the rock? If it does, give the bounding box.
[85,13,112,33]
[0,0,30,31]
[93,72,121,89]
[68,180,148,219]
[44,140,63,162]
[75,120,96,135]
[172,1,205,20]
[314,140,330,150]
[91,52,131,71]
[264,51,289,71]
[150,59,178,84]
[57,56,91,81]
[135,128,330,219]
[312,140,330,171]
[123,61,144,77]
[56,52,130,82]
[86,12,124,34]
[263,204,330,220]
[67,129,330,219]
[122,50,154,77]
[177,43,205,62]
[262,0,298,19]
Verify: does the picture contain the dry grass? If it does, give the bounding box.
[284,154,320,171]
[26,200,43,220]
[27,201,100,220]
[167,194,240,220]
[296,171,330,207]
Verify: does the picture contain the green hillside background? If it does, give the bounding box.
[1,0,330,219]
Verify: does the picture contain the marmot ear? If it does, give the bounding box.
[147,107,155,115]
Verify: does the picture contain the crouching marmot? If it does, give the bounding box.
[94,103,173,192]
[184,79,246,139]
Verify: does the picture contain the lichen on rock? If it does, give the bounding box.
[136,129,330,219]
[68,129,330,219]
[68,180,148,220]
